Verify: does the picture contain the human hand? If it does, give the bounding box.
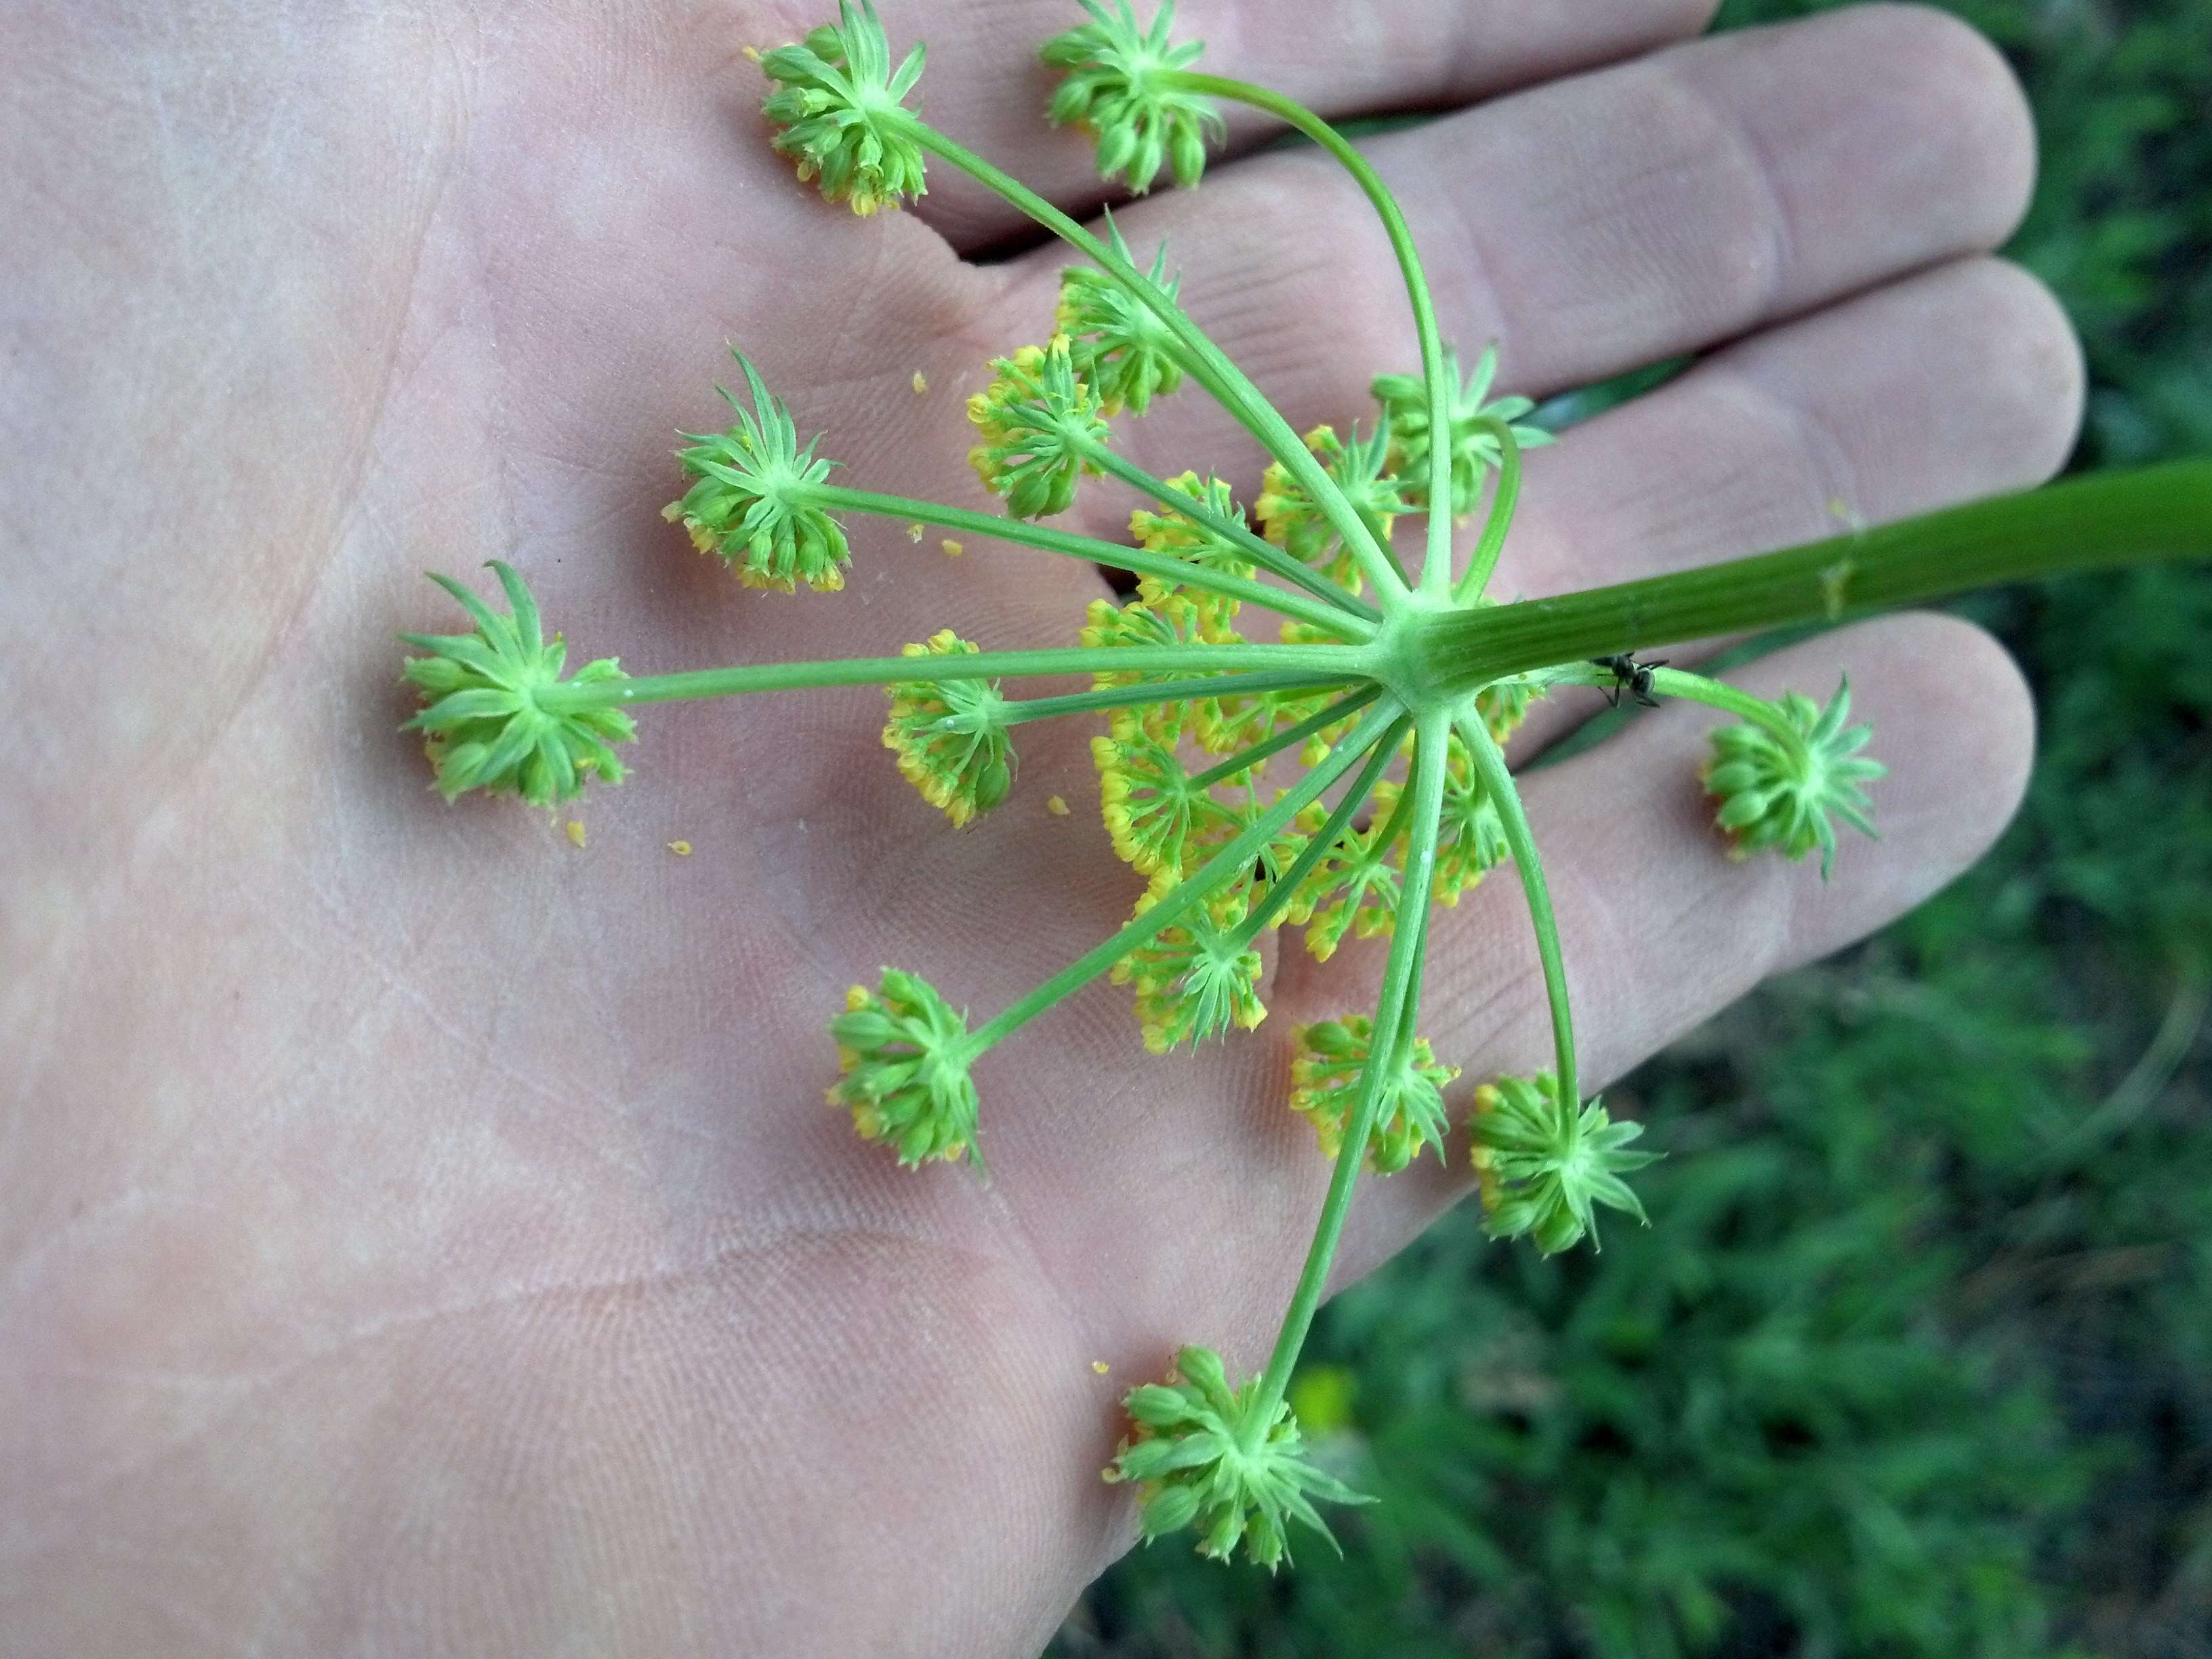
[1,1,2080,1652]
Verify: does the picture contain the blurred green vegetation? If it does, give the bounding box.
[1056,1,2212,1654]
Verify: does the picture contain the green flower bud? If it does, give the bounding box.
[1371,344,1554,516]
[668,350,852,593]
[1105,1345,1372,1571]
[1254,420,1412,597]
[829,970,983,1170]
[1057,219,1187,415]
[1288,1015,1458,1174]
[1112,889,1264,1052]
[1704,678,1885,878]
[1040,1,1222,194]
[760,0,928,216]
[882,631,1016,826]
[399,562,637,807]
[1469,1071,1658,1255]
[966,336,1111,519]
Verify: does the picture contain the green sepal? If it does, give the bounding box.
[398,562,636,807]
[1105,1344,1373,1572]
[760,0,928,216]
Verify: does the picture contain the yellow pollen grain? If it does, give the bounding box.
[941,538,963,558]
[668,840,693,857]
[1090,1359,1110,1375]
[565,821,587,848]
[907,522,924,542]
[1046,794,1070,817]
[911,369,928,394]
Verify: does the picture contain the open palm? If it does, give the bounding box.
[4,1,2083,1653]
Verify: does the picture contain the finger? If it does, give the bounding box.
[1497,253,2083,755]
[804,0,1721,253]
[991,3,2036,506]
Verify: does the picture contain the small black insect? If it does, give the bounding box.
[1591,653,1666,710]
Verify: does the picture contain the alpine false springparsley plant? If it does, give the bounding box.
[397,0,2212,1573]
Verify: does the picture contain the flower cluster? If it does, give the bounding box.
[1105,1345,1370,1570]
[966,336,1111,518]
[400,562,636,806]
[1040,0,1222,194]
[1372,344,1555,516]
[1288,1016,1458,1173]
[667,351,852,592]
[829,970,983,1168]
[760,0,928,215]
[1058,222,1187,415]
[1254,422,1410,594]
[1112,888,1264,1052]
[882,632,1015,826]
[1469,1071,1658,1254]
[1704,678,1885,878]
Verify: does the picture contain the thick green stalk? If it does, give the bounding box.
[1416,459,2212,689]
[801,483,1368,638]
[1244,707,1452,1437]
[1164,72,1455,600]
[892,116,1405,602]
[1453,417,1521,604]
[1076,441,1378,621]
[1458,714,1578,1113]
[962,700,1404,1053]
[998,670,1359,727]
[541,640,1378,710]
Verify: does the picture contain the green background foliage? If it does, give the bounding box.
[1055,1,2212,1652]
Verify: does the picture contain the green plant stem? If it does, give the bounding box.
[539,640,1378,711]
[1453,417,1521,604]
[1645,666,1809,743]
[893,116,1404,602]
[998,670,1359,727]
[1244,708,1451,1437]
[1075,441,1377,621]
[1458,714,1578,1113]
[801,483,1367,638]
[962,700,1404,1054]
[1164,71,1455,601]
[1229,724,1408,945]
[1416,459,2212,690]
[1187,684,1382,792]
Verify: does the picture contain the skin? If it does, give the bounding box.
[0,1,2083,1654]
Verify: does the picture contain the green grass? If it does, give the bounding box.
[1057,3,2212,1654]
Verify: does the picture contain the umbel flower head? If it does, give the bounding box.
[400,561,636,806]
[1130,470,1252,623]
[1288,1016,1459,1174]
[882,631,1015,826]
[1254,422,1411,594]
[666,350,852,592]
[1469,1071,1658,1255]
[1704,678,1885,878]
[1040,0,1223,194]
[1372,343,1555,516]
[759,0,928,216]
[829,970,983,1169]
[966,336,1111,518]
[1057,219,1187,415]
[1112,888,1264,1053]
[1106,1345,1371,1570]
